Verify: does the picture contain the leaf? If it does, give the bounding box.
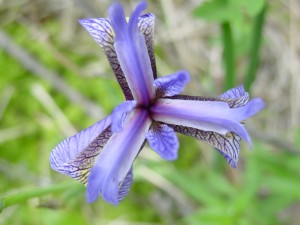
[194,0,241,22]
[194,0,266,22]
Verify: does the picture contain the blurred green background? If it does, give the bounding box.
[1,0,300,224]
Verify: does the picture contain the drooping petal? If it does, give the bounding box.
[111,100,137,132]
[145,123,179,160]
[151,98,265,144]
[50,116,112,184]
[86,109,151,205]
[109,2,155,105]
[79,13,156,100]
[118,167,133,202]
[154,70,190,97]
[169,124,240,168]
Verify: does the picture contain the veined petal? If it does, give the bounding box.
[79,18,133,100]
[109,2,155,105]
[154,70,190,97]
[219,85,249,108]
[151,98,265,144]
[167,85,250,108]
[50,116,112,184]
[145,123,179,160]
[86,109,151,205]
[169,124,240,168]
[138,14,157,79]
[79,13,156,100]
[118,167,133,202]
[111,100,137,133]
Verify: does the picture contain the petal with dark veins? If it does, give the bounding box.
[146,123,179,160]
[50,116,112,184]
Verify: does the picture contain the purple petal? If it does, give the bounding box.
[154,70,190,97]
[145,124,179,160]
[169,124,240,168]
[79,18,134,100]
[109,2,155,105]
[219,85,249,108]
[49,116,112,184]
[86,109,151,205]
[118,167,133,202]
[111,100,137,133]
[152,98,265,144]
[138,13,157,79]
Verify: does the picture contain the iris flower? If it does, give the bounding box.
[50,1,264,206]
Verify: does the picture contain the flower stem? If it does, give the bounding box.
[0,182,77,212]
[221,21,235,91]
[244,4,267,92]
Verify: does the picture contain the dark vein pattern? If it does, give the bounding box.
[138,13,157,79]
[80,14,156,100]
[169,124,241,167]
[80,18,133,100]
[56,126,112,185]
[118,167,133,202]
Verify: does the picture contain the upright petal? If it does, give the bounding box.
[79,13,156,100]
[79,18,133,100]
[138,13,157,79]
[145,123,179,160]
[50,116,112,184]
[154,70,190,97]
[86,109,151,205]
[152,98,265,144]
[109,2,155,105]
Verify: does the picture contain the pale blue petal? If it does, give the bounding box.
[86,109,151,205]
[145,124,179,160]
[154,70,190,97]
[111,100,137,133]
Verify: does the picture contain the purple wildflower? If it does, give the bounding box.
[50,1,264,206]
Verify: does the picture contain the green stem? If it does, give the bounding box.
[244,4,267,92]
[0,182,77,212]
[221,22,235,91]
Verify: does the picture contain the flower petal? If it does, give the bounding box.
[109,2,155,105]
[138,13,157,79]
[86,109,151,205]
[169,124,240,168]
[49,116,112,184]
[118,167,133,202]
[154,70,190,97]
[79,18,133,100]
[79,13,156,100]
[111,100,137,133]
[219,85,249,108]
[145,123,179,160]
[152,98,264,144]
[167,85,250,108]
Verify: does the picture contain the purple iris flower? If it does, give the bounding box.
[50,1,264,206]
